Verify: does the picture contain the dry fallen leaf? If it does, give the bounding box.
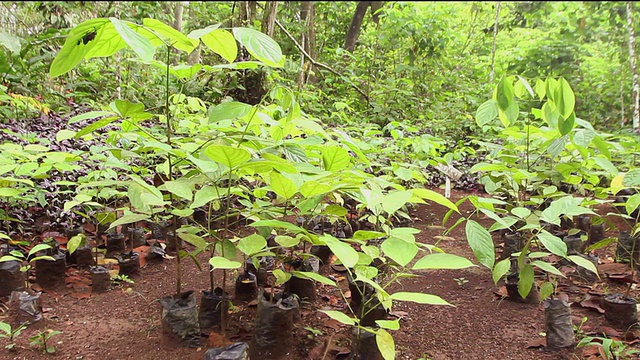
[525,337,546,349]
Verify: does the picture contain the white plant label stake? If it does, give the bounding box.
[435,164,463,198]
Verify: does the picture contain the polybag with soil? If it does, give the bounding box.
[159,290,201,348]
[249,288,299,359]
[544,298,574,349]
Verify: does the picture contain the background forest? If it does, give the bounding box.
[1,1,638,135]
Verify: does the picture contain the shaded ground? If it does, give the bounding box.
[1,188,639,360]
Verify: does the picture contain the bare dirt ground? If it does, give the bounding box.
[2,188,639,360]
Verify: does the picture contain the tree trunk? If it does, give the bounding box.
[489,2,501,85]
[173,2,184,32]
[370,1,385,24]
[299,1,317,85]
[626,1,639,129]
[187,3,201,65]
[344,1,371,52]
[261,1,278,37]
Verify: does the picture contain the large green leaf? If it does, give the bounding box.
[50,18,114,77]
[250,219,306,233]
[322,146,350,171]
[209,256,242,269]
[208,101,253,123]
[0,31,21,54]
[204,145,251,168]
[237,233,266,256]
[558,112,575,136]
[376,329,396,360]
[74,116,119,138]
[320,310,355,326]
[232,27,283,67]
[475,99,498,126]
[108,212,150,230]
[531,260,565,277]
[492,258,510,285]
[162,178,194,201]
[178,232,207,250]
[381,190,413,216]
[380,236,418,267]
[390,292,453,306]
[411,188,458,213]
[537,230,567,257]
[567,255,599,279]
[322,235,359,268]
[554,78,576,119]
[109,18,155,62]
[141,18,197,53]
[495,77,514,111]
[573,129,596,147]
[465,220,495,269]
[412,253,475,270]
[293,271,336,286]
[623,169,640,187]
[269,171,297,199]
[200,29,237,63]
[518,264,535,299]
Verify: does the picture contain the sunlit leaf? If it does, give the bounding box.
[390,292,453,306]
[465,220,495,269]
[413,253,475,270]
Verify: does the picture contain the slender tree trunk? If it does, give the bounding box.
[626,1,639,129]
[173,2,184,31]
[261,1,278,37]
[489,1,500,85]
[187,2,201,65]
[114,2,121,100]
[344,1,371,52]
[299,1,317,86]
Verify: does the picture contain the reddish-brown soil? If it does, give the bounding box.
[2,189,640,360]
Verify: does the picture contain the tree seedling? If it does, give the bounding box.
[0,321,27,350]
[29,329,61,354]
[0,243,55,288]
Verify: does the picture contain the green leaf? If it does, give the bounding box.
[539,282,555,301]
[178,233,208,250]
[492,258,510,285]
[75,116,119,138]
[324,204,348,217]
[208,101,253,122]
[353,231,386,241]
[55,129,77,142]
[190,186,221,209]
[28,243,52,257]
[390,292,453,306]
[381,236,418,267]
[376,319,400,331]
[250,219,306,233]
[299,181,332,197]
[517,264,535,299]
[162,179,194,201]
[237,234,266,256]
[511,207,531,219]
[293,271,336,286]
[413,253,475,270]
[554,78,576,119]
[475,99,499,126]
[623,169,640,187]
[49,18,113,77]
[320,310,355,326]
[495,77,514,111]
[109,18,155,62]
[547,135,568,158]
[0,188,23,197]
[626,193,640,216]
[269,171,297,199]
[541,101,559,127]
[232,27,283,67]
[108,213,150,230]
[558,112,575,136]
[531,260,565,277]
[208,256,242,269]
[141,18,197,53]
[537,230,567,257]
[567,255,599,278]
[412,188,459,213]
[381,190,413,217]
[322,235,359,268]
[376,329,396,360]
[465,220,495,269]
[200,29,237,63]
[272,268,291,286]
[204,145,251,168]
[274,235,299,248]
[322,146,350,171]
[573,129,596,147]
[67,233,86,254]
[0,31,21,54]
